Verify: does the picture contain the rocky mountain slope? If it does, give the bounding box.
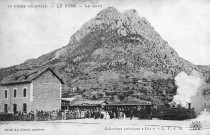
[0,7,207,97]
[197,65,210,83]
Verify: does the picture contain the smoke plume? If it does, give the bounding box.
[173,71,204,108]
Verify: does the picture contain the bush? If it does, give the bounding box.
[118,94,125,101]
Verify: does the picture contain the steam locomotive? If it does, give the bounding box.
[152,103,197,120]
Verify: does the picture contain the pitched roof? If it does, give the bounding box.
[72,99,108,106]
[1,67,64,85]
[60,98,77,102]
[110,99,152,105]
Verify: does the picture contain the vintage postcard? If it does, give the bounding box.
[0,0,210,135]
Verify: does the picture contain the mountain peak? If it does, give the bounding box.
[96,7,119,18]
[69,7,147,44]
[123,9,138,17]
[99,7,139,18]
[100,7,119,14]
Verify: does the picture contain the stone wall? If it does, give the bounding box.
[32,70,61,111]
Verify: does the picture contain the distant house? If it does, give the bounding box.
[0,67,64,113]
[137,79,152,87]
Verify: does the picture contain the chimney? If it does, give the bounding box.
[188,103,192,118]
[188,103,191,110]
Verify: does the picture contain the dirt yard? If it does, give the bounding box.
[0,118,210,135]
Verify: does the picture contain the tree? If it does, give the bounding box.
[118,94,125,101]
[92,95,96,100]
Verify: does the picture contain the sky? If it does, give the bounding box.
[0,0,210,68]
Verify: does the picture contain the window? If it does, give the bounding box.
[4,104,8,113]
[5,90,7,98]
[13,104,17,114]
[23,103,27,113]
[14,89,17,98]
[23,88,26,97]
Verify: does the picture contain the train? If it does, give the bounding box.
[103,102,197,120]
[152,103,197,120]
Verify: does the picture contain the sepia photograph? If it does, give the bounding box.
[0,0,210,135]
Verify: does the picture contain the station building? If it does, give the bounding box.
[0,68,64,113]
